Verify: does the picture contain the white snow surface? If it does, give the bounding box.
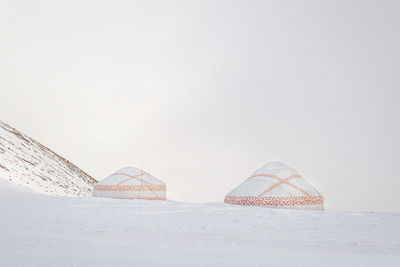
[0,180,399,267]
[0,120,96,196]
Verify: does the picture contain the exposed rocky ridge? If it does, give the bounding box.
[0,120,96,196]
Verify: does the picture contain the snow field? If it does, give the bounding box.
[0,180,399,266]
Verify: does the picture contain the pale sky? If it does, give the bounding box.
[1,0,399,212]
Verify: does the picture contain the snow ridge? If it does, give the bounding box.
[0,120,96,196]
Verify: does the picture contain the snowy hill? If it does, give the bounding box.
[0,179,399,266]
[0,120,96,196]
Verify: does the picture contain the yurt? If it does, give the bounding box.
[93,167,166,200]
[224,162,324,210]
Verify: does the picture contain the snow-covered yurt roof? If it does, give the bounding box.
[97,167,165,186]
[93,167,166,200]
[224,161,323,210]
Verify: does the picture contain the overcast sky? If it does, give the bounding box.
[1,0,399,212]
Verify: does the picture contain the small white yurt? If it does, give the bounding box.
[224,161,324,210]
[93,167,166,200]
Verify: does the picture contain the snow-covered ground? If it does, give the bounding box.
[0,180,399,267]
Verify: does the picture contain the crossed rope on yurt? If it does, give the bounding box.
[112,172,163,200]
[247,173,311,198]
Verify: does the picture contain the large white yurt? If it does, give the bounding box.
[93,167,166,200]
[224,162,324,210]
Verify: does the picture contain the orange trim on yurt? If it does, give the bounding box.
[224,195,324,206]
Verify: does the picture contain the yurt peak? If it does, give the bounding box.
[260,161,291,170]
[112,166,151,176]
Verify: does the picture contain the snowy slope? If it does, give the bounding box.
[0,180,399,267]
[0,120,96,196]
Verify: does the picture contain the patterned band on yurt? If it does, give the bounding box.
[224,161,324,210]
[93,167,166,200]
